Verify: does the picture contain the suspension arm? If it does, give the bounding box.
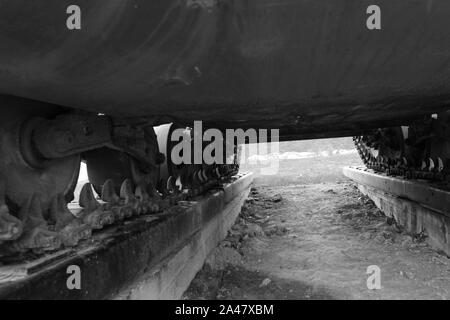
[23,113,162,169]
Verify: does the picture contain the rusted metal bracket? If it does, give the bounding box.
[23,113,162,170]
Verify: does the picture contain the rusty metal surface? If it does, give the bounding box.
[1,1,450,131]
[343,166,450,216]
[0,172,253,300]
[0,102,241,255]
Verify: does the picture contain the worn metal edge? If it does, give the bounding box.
[343,166,450,217]
[114,187,251,300]
[0,173,254,300]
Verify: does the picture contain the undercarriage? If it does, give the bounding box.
[354,112,450,182]
[0,102,239,257]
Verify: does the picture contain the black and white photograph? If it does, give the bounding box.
[0,0,449,307]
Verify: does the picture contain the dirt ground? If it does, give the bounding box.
[183,139,450,300]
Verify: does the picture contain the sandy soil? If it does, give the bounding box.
[184,178,450,300]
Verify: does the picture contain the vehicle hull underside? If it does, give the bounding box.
[1,0,450,135]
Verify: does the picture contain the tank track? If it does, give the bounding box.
[0,163,239,258]
[353,135,448,181]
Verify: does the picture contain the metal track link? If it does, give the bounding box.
[353,136,448,182]
[0,165,239,258]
